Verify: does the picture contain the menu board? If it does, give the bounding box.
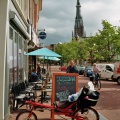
[55,75,76,101]
[52,72,78,102]
[51,72,78,119]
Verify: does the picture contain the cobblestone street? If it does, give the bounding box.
[8,66,120,120]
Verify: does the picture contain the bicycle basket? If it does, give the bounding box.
[89,76,93,81]
[81,91,100,107]
[55,101,73,109]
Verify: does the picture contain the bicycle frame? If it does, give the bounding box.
[25,100,84,120]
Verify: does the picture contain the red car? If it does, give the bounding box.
[59,66,67,71]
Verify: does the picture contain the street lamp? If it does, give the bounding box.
[89,43,96,65]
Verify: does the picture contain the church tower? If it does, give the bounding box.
[74,0,85,40]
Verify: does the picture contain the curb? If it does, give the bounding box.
[99,113,108,120]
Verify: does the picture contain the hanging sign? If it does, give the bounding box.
[38,31,47,39]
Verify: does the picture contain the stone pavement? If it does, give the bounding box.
[8,104,108,120]
[8,66,110,120]
[8,89,108,120]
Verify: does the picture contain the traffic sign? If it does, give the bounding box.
[38,31,47,39]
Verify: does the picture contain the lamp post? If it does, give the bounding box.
[89,43,96,65]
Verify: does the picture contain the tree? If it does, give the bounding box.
[55,20,120,64]
[84,20,120,62]
[55,40,88,64]
[96,20,120,62]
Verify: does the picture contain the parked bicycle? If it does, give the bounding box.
[16,82,100,120]
[89,73,101,90]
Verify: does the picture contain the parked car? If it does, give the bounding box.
[113,62,120,85]
[84,66,93,77]
[96,63,114,80]
[76,66,85,75]
[59,65,67,71]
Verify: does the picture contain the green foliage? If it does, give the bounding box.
[55,40,88,64]
[55,19,120,63]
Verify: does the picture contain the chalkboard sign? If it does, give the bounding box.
[55,75,76,101]
[52,72,78,103]
[51,72,78,119]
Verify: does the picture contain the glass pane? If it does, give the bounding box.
[9,39,13,86]
[9,27,13,40]
[24,40,27,80]
[19,36,22,49]
[106,65,112,71]
[9,32,14,113]
[14,32,18,83]
[19,36,23,81]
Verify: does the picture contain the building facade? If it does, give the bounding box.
[0,0,42,119]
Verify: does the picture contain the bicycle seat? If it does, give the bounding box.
[54,101,73,108]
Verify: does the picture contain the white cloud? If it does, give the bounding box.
[46,28,56,33]
[38,0,120,45]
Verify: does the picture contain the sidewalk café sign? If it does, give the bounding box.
[51,72,78,119]
[38,31,47,39]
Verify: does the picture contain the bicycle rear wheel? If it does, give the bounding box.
[92,79,96,86]
[72,107,99,120]
[16,110,37,120]
[97,80,101,90]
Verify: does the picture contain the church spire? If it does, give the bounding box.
[76,0,82,19]
[74,0,85,39]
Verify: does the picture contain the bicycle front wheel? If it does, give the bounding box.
[16,110,37,120]
[72,107,99,120]
[97,80,101,90]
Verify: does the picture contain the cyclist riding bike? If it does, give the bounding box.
[92,63,101,81]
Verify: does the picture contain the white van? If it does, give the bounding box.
[113,62,120,85]
[96,63,114,80]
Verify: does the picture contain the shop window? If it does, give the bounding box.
[24,40,27,80]
[19,36,22,49]
[9,27,13,40]
[18,36,23,81]
[9,35,14,86]
[14,32,18,83]
[9,26,14,113]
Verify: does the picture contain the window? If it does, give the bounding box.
[19,36,22,50]
[24,40,27,80]
[106,65,113,72]
[14,32,18,83]
[9,27,13,39]
[9,27,14,85]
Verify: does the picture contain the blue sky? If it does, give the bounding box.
[38,0,120,46]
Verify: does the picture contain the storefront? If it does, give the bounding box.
[0,1,31,119]
[9,7,31,111]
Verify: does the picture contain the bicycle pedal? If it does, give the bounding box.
[34,106,44,111]
[54,109,61,112]
[83,108,88,112]
[38,109,44,112]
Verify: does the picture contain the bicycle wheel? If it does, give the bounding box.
[16,110,37,120]
[92,79,96,86]
[97,80,101,90]
[72,107,99,120]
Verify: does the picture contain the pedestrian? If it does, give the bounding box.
[29,69,38,82]
[66,60,78,73]
[37,62,41,78]
[92,63,100,80]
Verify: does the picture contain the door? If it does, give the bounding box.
[103,65,113,79]
[97,64,105,78]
